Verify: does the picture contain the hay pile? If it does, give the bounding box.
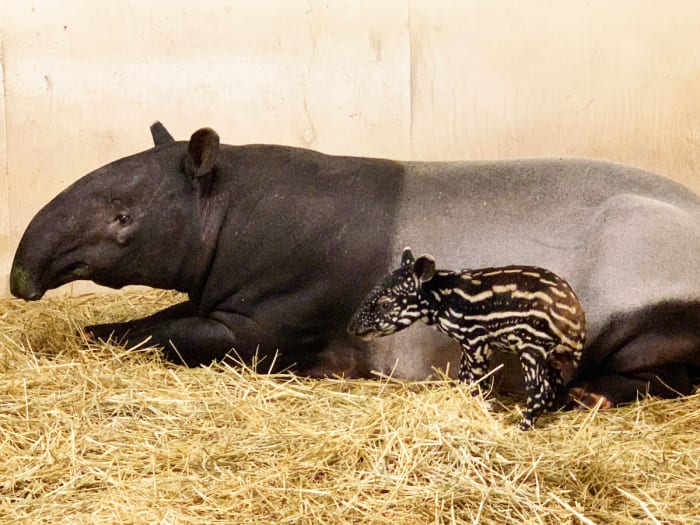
[1,289,699,524]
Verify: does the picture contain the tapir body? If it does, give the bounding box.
[10,123,700,405]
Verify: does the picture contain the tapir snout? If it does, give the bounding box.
[9,263,44,301]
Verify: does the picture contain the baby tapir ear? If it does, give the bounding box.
[400,247,415,268]
[413,255,436,283]
[185,127,220,178]
[150,121,174,146]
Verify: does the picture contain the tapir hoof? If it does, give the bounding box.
[82,323,124,343]
[518,419,534,431]
[568,387,614,410]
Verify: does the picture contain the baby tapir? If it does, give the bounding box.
[347,248,586,429]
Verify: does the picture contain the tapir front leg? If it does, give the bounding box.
[85,300,197,342]
[97,312,275,368]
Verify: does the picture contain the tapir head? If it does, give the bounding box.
[10,122,220,300]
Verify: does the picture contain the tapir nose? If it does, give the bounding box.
[24,290,44,301]
[347,318,373,340]
[347,318,362,336]
[9,264,46,301]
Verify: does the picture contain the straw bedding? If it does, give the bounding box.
[1,289,699,524]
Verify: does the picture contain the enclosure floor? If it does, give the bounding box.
[1,289,699,524]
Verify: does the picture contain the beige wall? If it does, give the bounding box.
[1,1,699,297]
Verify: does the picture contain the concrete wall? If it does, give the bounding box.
[1,1,699,297]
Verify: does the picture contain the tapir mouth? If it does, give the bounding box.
[54,262,92,285]
[10,261,92,301]
[346,322,379,341]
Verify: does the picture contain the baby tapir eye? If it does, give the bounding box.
[378,297,393,312]
[115,214,131,226]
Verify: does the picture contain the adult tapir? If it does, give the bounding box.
[10,122,700,406]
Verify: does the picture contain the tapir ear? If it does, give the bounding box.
[150,121,174,146]
[185,127,220,178]
[413,255,436,283]
[400,247,415,268]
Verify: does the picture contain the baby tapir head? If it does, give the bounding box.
[347,248,436,340]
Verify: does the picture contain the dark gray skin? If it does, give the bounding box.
[11,124,402,374]
[10,122,700,406]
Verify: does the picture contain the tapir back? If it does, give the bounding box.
[368,158,700,380]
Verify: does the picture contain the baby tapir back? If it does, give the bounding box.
[447,265,585,363]
[348,248,586,428]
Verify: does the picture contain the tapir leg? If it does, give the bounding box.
[124,317,239,366]
[570,301,700,407]
[97,312,281,368]
[85,300,197,341]
[569,365,694,407]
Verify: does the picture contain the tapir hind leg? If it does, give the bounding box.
[569,365,694,408]
[570,302,700,407]
[570,196,700,406]
[571,301,700,406]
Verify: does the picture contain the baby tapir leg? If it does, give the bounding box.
[458,343,492,389]
[519,345,562,429]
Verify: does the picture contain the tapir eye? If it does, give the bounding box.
[115,214,131,226]
[378,297,393,313]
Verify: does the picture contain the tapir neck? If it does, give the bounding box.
[185,186,228,303]
[418,272,458,325]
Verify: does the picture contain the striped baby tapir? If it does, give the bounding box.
[347,248,586,429]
